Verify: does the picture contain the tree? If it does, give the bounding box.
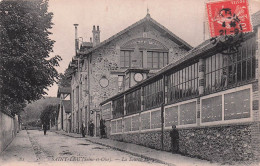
[58,68,73,87]
[40,104,57,125]
[0,0,61,114]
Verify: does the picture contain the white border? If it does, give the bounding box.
[110,117,123,135]
[124,113,140,134]
[140,107,161,132]
[164,99,197,129]
[200,84,253,126]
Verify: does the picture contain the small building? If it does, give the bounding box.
[100,11,260,162]
[57,86,71,132]
[68,13,192,136]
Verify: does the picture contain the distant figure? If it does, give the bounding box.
[43,123,47,135]
[100,119,106,138]
[170,125,179,153]
[89,121,94,137]
[81,122,86,137]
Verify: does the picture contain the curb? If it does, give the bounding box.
[53,131,175,166]
[85,138,175,166]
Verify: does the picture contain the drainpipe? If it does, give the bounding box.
[87,54,91,135]
[161,75,166,150]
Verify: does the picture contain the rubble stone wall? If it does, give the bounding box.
[109,122,260,162]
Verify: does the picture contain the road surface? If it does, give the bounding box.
[0,130,166,166]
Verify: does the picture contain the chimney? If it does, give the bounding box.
[73,24,79,55]
[92,25,100,47]
[90,37,92,43]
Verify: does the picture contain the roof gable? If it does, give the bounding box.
[79,14,192,57]
[57,86,71,97]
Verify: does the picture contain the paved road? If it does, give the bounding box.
[0,130,165,166]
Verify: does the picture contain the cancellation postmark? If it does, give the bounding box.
[206,0,253,38]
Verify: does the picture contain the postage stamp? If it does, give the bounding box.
[206,0,253,37]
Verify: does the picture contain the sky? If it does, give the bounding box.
[46,0,260,97]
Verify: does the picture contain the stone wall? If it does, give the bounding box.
[164,123,258,162]
[0,111,18,153]
[109,122,260,163]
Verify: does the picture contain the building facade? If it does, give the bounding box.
[101,11,260,162]
[68,14,192,136]
[57,86,71,132]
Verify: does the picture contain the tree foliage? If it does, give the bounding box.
[58,68,73,87]
[40,104,57,125]
[0,0,61,114]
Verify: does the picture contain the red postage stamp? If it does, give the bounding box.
[206,0,252,37]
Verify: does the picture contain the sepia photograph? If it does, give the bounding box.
[1,0,260,165]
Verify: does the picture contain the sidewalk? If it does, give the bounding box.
[54,130,219,166]
[0,130,37,164]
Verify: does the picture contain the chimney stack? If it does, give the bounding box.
[73,24,79,55]
[92,25,100,47]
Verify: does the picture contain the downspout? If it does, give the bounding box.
[161,75,166,150]
[78,57,80,133]
[87,54,91,134]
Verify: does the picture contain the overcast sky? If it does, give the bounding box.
[46,0,260,97]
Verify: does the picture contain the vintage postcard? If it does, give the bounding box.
[1,0,260,166]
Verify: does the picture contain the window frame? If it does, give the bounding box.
[204,35,256,95]
[167,62,199,104]
[143,78,164,111]
[147,51,169,69]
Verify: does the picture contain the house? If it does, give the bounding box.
[68,13,193,136]
[100,11,260,162]
[57,86,71,132]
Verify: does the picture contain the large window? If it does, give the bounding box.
[147,51,168,69]
[167,63,199,103]
[112,96,124,118]
[120,50,132,68]
[205,35,256,94]
[143,78,164,110]
[125,89,141,115]
[120,50,143,68]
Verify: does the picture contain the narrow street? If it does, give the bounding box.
[0,130,165,166]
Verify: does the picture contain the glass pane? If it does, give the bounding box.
[153,52,159,68]
[147,52,152,68]
[164,53,168,65]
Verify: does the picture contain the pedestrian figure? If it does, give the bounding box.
[100,119,106,138]
[170,125,179,153]
[43,123,47,135]
[81,122,86,137]
[89,121,94,137]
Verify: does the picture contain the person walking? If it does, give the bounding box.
[100,119,106,138]
[81,122,86,137]
[89,121,94,137]
[43,123,47,135]
[170,125,179,153]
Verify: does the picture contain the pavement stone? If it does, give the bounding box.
[54,130,220,166]
[0,130,37,164]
